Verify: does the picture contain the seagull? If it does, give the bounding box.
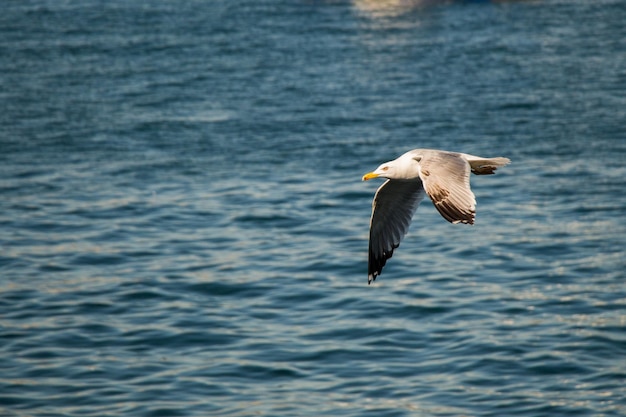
[362,149,510,284]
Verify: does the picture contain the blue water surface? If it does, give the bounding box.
[1,0,625,416]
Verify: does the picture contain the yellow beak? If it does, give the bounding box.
[362,172,379,181]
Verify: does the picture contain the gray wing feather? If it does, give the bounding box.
[418,151,476,225]
[368,179,426,284]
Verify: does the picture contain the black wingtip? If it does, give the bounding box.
[368,247,395,285]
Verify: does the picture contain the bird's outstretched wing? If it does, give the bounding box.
[417,151,476,225]
[368,179,426,284]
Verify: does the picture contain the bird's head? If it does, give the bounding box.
[362,154,420,181]
[362,163,394,181]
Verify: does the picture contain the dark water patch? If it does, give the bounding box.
[207,361,304,381]
[232,213,306,229]
[494,100,541,111]
[69,253,128,266]
[525,355,590,376]
[186,281,269,298]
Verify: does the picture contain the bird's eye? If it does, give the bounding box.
[382,166,389,171]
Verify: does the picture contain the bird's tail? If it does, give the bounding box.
[463,155,511,175]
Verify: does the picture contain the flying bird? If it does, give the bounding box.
[362,149,510,284]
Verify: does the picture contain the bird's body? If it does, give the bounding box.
[362,149,510,284]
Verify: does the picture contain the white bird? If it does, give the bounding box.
[362,149,510,284]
